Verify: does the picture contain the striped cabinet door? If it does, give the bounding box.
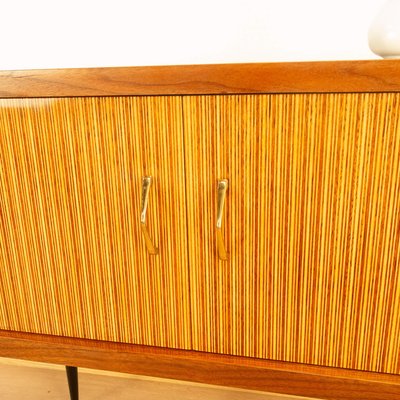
[0,96,191,349]
[183,93,400,374]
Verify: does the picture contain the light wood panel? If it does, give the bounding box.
[1,60,400,98]
[183,93,400,374]
[0,96,191,349]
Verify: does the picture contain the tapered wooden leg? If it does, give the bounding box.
[65,366,79,400]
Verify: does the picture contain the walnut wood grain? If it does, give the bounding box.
[0,60,400,98]
[1,330,400,400]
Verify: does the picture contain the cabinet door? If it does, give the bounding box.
[0,96,191,349]
[183,93,400,374]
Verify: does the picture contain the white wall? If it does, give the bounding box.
[0,0,387,70]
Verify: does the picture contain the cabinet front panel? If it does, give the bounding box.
[183,93,400,374]
[0,96,191,349]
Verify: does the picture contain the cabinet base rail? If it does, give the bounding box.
[0,330,399,400]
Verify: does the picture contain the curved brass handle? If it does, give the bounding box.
[140,176,159,255]
[216,179,229,261]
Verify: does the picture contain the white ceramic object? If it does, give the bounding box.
[369,0,400,58]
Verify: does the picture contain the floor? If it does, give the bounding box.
[0,357,315,400]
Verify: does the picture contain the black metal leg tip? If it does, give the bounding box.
[65,366,79,400]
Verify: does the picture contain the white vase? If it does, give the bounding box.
[368,0,400,59]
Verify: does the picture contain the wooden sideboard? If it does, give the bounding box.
[1,60,400,399]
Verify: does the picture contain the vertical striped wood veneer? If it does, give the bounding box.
[1,93,400,376]
[0,96,191,349]
[183,93,400,375]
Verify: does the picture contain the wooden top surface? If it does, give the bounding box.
[0,60,399,98]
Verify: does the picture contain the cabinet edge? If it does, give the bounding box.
[0,60,400,98]
[0,330,399,400]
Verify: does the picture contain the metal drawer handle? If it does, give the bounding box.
[140,176,159,255]
[216,179,229,261]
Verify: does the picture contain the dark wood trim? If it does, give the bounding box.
[1,330,399,400]
[0,60,400,98]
